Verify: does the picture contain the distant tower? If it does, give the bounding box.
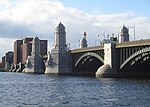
[45,22,72,74]
[119,25,129,43]
[24,36,45,74]
[54,22,67,51]
[80,32,88,48]
[31,37,40,56]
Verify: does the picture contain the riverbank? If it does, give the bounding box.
[0,69,7,72]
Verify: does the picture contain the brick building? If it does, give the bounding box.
[13,40,23,65]
[5,51,13,68]
[13,38,47,64]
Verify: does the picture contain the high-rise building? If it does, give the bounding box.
[2,56,5,62]
[119,25,130,43]
[21,38,47,64]
[13,38,47,64]
[13,40,23,65]
[21,38,33,64]
[1,56,5,68]
[5,51,13,69]
[24,36,45,74]
[40,40,48,56]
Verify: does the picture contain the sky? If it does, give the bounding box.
[0,0,150,59]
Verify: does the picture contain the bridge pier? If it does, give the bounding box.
[24,37,45,74]
[45,49,72,74]
[45,22,72,75]
[96,43,117,77]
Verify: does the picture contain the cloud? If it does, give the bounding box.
[0,0,150,57]
[0,0,11,8]
[0,37,14,59]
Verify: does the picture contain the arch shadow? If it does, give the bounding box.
[120,47,150,73]
[73,52,104,75]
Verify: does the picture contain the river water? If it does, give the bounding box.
[0,72,150,107]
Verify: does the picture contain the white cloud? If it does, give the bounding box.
[0,0,150,57]
[0,37,14,58]
[0,0,11,8]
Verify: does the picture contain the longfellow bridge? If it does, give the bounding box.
[70,39,150,77]
[5,23,150,78]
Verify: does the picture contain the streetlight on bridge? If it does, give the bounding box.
[95,32,105,46]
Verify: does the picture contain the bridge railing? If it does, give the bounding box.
[71,39,150,53]
[71,45,104,53]
[116,39,150,48]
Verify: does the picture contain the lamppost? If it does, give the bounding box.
[95,32,105,46]
[128,24,135,41]
[78,40,80,48]
[95,39,100,46]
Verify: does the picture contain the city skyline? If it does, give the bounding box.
[0,0,150,59]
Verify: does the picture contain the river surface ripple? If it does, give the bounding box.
[0,72,150,107]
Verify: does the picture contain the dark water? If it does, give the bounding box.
[0,72,150,107]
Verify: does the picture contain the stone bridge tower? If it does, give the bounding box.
[80,32,88,48]
[24,37,45,74]
[45,22,72,74]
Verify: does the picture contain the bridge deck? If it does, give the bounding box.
[116,39,150,48]
[71,39,150,53]
[71,45,103,53]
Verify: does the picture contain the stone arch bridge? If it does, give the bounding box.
[71,39,150,77]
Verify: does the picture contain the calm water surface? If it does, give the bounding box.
[0,72,150,107]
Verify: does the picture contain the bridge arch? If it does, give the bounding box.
[75,52,104,67]
[120,47,150,72]
[74,52,104,74]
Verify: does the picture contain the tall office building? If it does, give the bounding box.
[13,38,47,64]
[1,56,5,68]
[40,40,48,57]
[21,38,33,64]
[119,25,130,43]
[5,51,13,69]
[21,38,47,64]
[13,40,23,65]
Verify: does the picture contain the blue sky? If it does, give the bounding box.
[0,0,150,59]
[60,0,150,16]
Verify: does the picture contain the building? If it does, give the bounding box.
[13,37,47,64]
[13,40,23,65]
[21,42,32,64]
[2,56,5,63]
[5,51,13,65]
[21,38,47,64]
[5,51,13,69]
[40,40,48,57]
[119,25,130,43]
[21,38,33,64]
[1,56,5,68]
